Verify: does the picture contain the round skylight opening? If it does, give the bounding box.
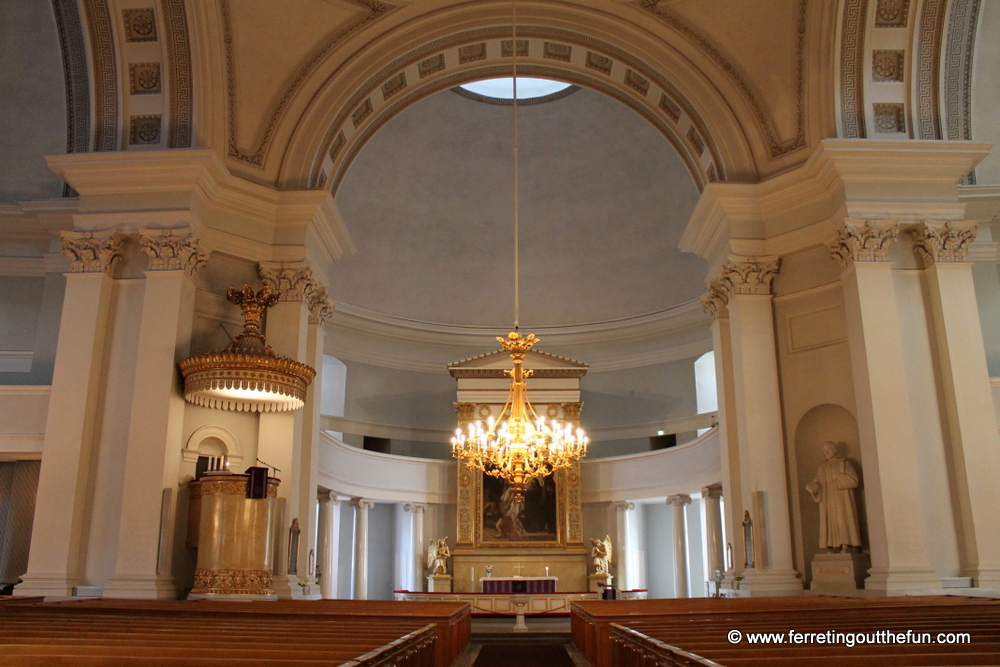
[459,77,573,100]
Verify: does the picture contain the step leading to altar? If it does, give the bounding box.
[394,589,648,614]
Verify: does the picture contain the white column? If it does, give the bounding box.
[17,231,121,598]
[831,220,940,592]
[702,288,743,583]
[105,228,207,599]
[351,498,374,600]
[404,503,426,592]
[702,484,725,579]
[915,220,1000,588]
[257,261,333,597]
[611,501,634,590]
[719,256,801,595]
[667,494,692,598]
[318,491,340,599]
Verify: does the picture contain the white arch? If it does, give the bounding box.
[182,425,243,468]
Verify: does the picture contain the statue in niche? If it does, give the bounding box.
[426,537,451,576]
[590,535,612,575]
[805,441,861,552]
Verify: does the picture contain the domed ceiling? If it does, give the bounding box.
[331,84,707,329]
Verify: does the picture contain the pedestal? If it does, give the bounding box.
[187,474,279,600]
[589,573,613,593]
[510,595,530,632]
[427,574,453,593]
[809,552,869,595]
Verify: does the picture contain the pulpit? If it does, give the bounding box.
[186,471,279,600]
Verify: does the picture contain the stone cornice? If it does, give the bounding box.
[913,219,979,264]
[828,218,899,268]
[43,150,355,266]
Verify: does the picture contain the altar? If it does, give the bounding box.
[481,576,557,594]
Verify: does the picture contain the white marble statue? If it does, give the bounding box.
[426,537,450,576]
[591,535,612,575]
[805,442,861,552]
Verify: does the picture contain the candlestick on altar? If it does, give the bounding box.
[545,566,549,576]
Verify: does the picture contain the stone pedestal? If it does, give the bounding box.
[809,552,869,594]
[510,595,530,632]
[589,573,613,593]
[188,474,279,600]
[427,574,453,593]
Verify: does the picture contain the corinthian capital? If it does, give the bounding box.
[139,228,210,275]
[719,255,780,296]
[913,220,978,264]
[60,230,122,274]
[701,281,730,320]
[829,219,899,268]
[258,260,335,324]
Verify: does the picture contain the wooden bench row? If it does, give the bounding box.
[572,596,1000,667]
[0,598,471,667]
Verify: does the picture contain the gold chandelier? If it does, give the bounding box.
[449,0,588,502]
[179,284,316,412]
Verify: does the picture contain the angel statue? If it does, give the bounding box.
[591,535,612,576]
[426,537,451,576]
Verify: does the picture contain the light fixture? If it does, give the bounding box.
[179,284,316,412]
[450,0,588,502]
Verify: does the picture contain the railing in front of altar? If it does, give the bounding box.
[610,624,724,667]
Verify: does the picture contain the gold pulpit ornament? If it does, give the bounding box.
[450,333,589,503]
[179,284,316,412]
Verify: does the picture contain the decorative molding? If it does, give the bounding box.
[221,0,400,167]
[161,0,194,148]
[635,0,807,159]
[719,256,780,296]
[123,7,158,42]
[943,0,981,183]
[872,50,904,82]
[257,261,334,323]
[59,230,122,273]
[182,424,242,466]
[454,402,475,422]
[314,26,725,196]
[914,0,947,140]
[701,282,729,320]
[828,219,900,268]
[840,0,869,138]
[51,0,91,160]
[139,228,210,275]
[129,115,162,145]
[84,0,119,152]
[873,103,905,133]
[129,62,161,95]
[192,568,273,595]
[913,220,978,264]
[875,0,910,27]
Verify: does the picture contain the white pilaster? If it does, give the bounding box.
[667,494,692,598]
[105,228,207,599]
[702,485,725,579]
[405,503,427,592]
[18,231,121,598]
[832,219,940,592]
[351,498,374,600]
[611,501,634,590]
[915,220,1000,588]
[318,491,340,599]
[720,256,801,595]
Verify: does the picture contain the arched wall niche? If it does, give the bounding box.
[793,403,867,588]
[275,2,787,192]
[182,425,243,468]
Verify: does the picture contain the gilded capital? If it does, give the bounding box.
[701,281,730,320]
[561,402,583,421]
[913,220,978,264]
[828,218,899,268]
[139,227,210,275]
[60,230,122,274]
[454,402,476,421]
[719,255,780,296]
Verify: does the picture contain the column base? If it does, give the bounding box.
[737,568,803,596]
[864,567,941,594]
[965,566,1000,589]
[14,573,82,599]
[104,574,178,599]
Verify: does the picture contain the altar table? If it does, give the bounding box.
[480,576,557,594]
